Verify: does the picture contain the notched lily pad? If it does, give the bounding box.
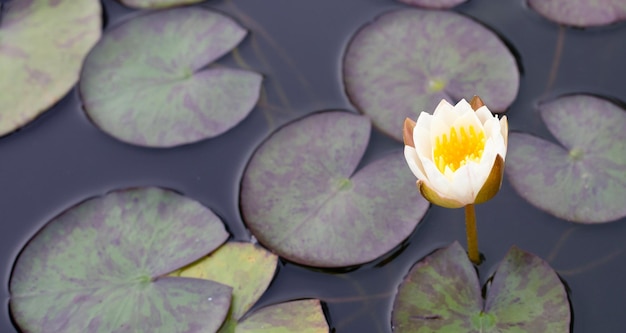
[397,0,467,9]
[241,111,429,267]
[0,0,101,136]
[10,187,232,333]
[528,0,626,27]
[506,95,626,223]
[392,242,570,332]
[80,7,262,147]
[119,0,204,9]
[176,242,328,332]
[343,9,519,142]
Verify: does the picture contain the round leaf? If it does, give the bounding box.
[178,242,278,322]
[0,0,101,136]
[236,300,328,333]
[343,9,519,142]
[528,0,626,27]
[241,111,429,267]
[119,0,204,9]
[10,187,231,333]
[80,7,262,147]
[397,0,467,9]
[392,242,570,332]
[506,95,626,223]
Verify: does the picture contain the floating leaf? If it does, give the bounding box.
[119,0,204,9]
[10,188,231,333]
[178,242,278,326]
[528,0,626,27]
[80,7,262,147]
[397,0,467,9]
[343,9,519,142]
[392,242,570,332]
[241,111,429,267]
[506,95,626,223]
[176,242,328,333]
[0,0,101,136]
[235,300,328,333]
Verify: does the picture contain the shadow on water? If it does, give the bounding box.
[2,0,626,332]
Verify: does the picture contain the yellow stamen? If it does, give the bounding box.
[433,124,486,173]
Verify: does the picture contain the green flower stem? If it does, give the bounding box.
[465,204,480,265]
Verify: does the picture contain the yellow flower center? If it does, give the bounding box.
[433,125,486,173]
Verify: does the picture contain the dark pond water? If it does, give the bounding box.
[2,0,626,332]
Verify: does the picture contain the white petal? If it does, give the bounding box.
[452,159,492,204]
[432,99,458,126]
[421,157,457,200]
[454,99,474,115]
[474,106,494,125]
[482,117,502,141]
[428,113,451,158]
[451,107,484,132]
[413,127,432,163]
[404,146,427,180]
[446,166,477,205]
[415,111,432,130]
[500,115,509,148]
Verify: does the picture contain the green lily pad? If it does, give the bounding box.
[343,9,519,142]
[528,0,626,27]
[0,0,101,136]
[175,242,328,333]
[392,242,570,332]
[235,299,328,333]
[506,95,626,223]
[397,0,467,9]
[80,7,262,147]
[177,242,278,327]
[119,0,204,9]
[241,111,429,267]
[10,187,232,333]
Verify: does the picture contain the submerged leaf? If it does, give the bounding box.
[80,7,262,147]
[10,188,231,333]
[506,95,626,223]
[343,9,518,141]
[528,0,626,27]
[392,242,570,332]
[241,111,428,267]
[0,0,101,136]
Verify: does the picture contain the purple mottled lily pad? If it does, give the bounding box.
[392,242,570,332]
[343,9,519,142]
[397,0,467,9]
[528,0,626,27]
[10,188,231,333]
[119,0,204,9]
[506,95,626,223]
[241,111,429,267]
[80,7,262,147]
[0,0,101,136]
[175,242,329,332]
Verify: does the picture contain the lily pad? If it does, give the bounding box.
[392,242,570,332]
[235,299,328,333]
[0,0,101,136]
[343,9,519,142]
[241,111,429,267]
[528,0,626,27]
[10,187,232,333]
[176,242,328,332]
[80,7,262,147]
[119,0,204,9]
[506,95,626,223]
[397,0,467,9]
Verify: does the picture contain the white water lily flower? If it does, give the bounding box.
[403,96,508,208]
